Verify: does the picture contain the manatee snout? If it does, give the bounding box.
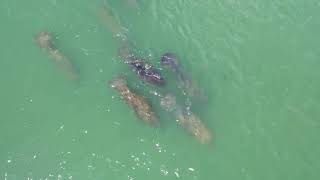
[161,52,179,69]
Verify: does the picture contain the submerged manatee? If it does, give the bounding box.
[110,76,159,127]
[35,32,79,81]
[161,52,206,100]
[36,31,54,50]
[161,52,179,73]
[160,94,212,144]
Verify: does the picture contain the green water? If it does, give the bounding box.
[1,0,320,179]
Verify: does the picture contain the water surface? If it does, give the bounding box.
[0,0,319,179]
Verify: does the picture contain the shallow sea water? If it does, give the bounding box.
[0,0,319,179]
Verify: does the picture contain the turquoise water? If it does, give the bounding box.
[1,0,320,179]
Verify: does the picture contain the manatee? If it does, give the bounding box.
[110,76,159,127]
[128,60,165,86]
[36,31,54,50]
[160,94,212,144]
[161,52,179,73]
[118,46,165,86]
[35,31,79,81]
[161,52,206,100]
[99,5,125,39]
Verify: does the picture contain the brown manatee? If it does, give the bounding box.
[35,32,79,81]
[161,52,206,100]
[160,94,212,144]
[110,76,159,127]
